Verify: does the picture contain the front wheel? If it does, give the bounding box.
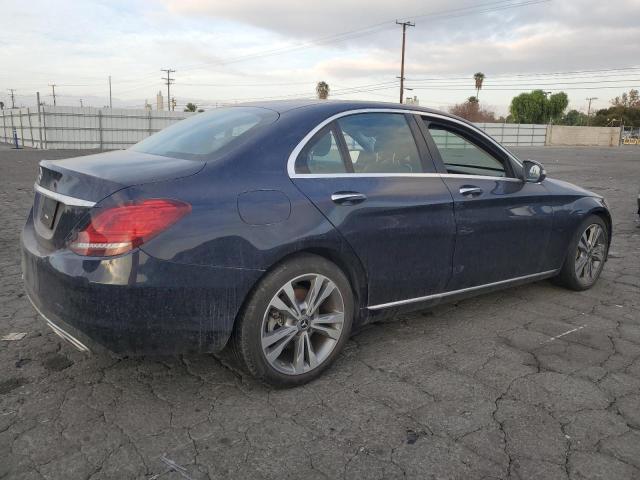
[232,254,353,387]
[555,215,608,291]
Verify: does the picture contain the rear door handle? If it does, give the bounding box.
[331,192,367,204]
[459,186,483,196]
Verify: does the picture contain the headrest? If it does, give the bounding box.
[312,132,332,156]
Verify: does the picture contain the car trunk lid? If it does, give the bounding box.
[33,149,205,251]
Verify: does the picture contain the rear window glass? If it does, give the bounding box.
[130,107,278,160]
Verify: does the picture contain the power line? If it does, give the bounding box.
[407,78,640,88]
[49,83,57,106]
[407,66,640,82]
[396,20,415,104]
[586,97,598,124]
[8,89,16,108]
[161,68,175,111]
[408,84,640,91]
[174,0,548,73]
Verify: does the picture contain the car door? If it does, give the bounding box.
[290,111,456,307]
[419,115,554,290]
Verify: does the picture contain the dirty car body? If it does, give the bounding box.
[21,100,611,356]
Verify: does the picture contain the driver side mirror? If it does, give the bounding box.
[522,160,546,183]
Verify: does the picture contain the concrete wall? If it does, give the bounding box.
[546,125,621,147]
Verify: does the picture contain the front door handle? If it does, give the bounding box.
[459,186,483,196]
[331,192,367,205]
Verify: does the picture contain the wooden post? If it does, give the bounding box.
[1,110,6,144]
[9,110,14,144]
[19,109,25,147]
[98,110,103,150]
[42,106,48,149]
[36,92,44,149]
[27,108,35,148]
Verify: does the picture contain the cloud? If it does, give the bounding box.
[1,0,639,114]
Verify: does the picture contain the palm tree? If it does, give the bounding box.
[316,81,330,100]
[184,102,197,112]
[474,72,485,100]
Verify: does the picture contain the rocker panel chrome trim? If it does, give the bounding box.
[367,269,559,311]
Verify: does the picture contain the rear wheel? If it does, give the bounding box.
[555,215,608,291]
[232,254,353,387]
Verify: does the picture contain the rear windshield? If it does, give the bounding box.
[130,107,278,160]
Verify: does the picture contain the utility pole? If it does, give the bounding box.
[396,20,415,104]
[586,97,598,125]
[108,75,112,109]
[49,84,57,106]
[79,99,83,108]
[161,68,175,111]
[8,89,16,109]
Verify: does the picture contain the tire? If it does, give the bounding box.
[231,254,354,387]
[554,215,608,291]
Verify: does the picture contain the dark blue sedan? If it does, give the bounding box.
[21,100,611,386]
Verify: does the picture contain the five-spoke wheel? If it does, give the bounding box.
[232,254,353,387]
[575,223,606,285]
[556,215,609,291]
[261,274,345,375]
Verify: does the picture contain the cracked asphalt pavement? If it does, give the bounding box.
[1,145,639,479]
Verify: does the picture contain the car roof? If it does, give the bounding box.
[237,99,462,120]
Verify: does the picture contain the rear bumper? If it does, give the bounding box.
[21,217,263,355]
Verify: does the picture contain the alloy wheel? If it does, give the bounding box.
[575,223,606,285]
[261,273,345,375]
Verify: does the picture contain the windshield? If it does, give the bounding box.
[131,107,278,160]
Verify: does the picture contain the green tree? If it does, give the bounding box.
[561,109,588,126]
[316,81,330,100]
[184,102,198,112]
[509,90,568,123]
[473,72,485,100]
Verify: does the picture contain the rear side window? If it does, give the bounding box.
[295,127,347,174]
[131,107,278,160]
[337,113,423,174]
[294,112,426,175]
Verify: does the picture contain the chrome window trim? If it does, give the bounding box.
[367,269,559,310]
[292,173,522,182]
[34,184,96,207]
[287,108,523,179]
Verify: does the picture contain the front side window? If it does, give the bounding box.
[295,127,347,174]
[131,107,278,160]
[427,124,507,177]
[337,113,423,174]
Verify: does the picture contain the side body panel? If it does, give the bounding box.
[291,176,456,305]
[440,177,555,289]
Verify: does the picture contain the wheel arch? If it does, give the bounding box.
[228,245,369,347]
[587,205,612,258]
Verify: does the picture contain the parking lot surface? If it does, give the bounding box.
[1,145,639,480]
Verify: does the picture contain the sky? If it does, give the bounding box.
[1,0,639,116]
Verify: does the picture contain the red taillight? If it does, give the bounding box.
[69,199,191,256]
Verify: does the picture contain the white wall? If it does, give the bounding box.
[0,107,623,150]
[0,106,195,149]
